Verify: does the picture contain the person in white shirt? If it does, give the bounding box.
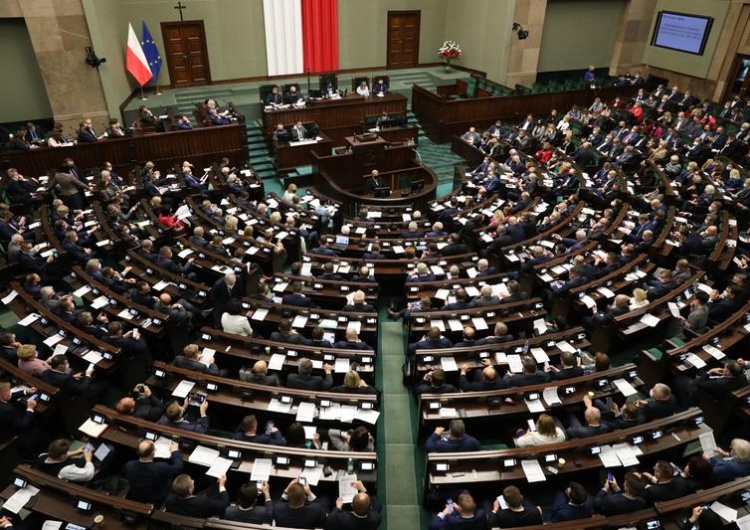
[221,299,253,337]
[35,438,96,482]
[514,413,566,447]
[356,80,370,97]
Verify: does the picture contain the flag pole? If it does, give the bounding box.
[140,86,147,101]
[155,83,162,96]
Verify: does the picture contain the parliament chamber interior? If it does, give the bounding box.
[5,0,750,529]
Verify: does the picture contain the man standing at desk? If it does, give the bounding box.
[367,170,386,194]
[292,121,308,141]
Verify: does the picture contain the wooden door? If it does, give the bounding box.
[161,21,211,87]
[387,11,420,69]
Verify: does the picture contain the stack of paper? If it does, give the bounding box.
[521,460,546,483]
[189,445,220,466]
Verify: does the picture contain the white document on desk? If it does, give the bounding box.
[339,405,358,423]
[172,380,196,398]
[72,286,91,298]
[90,295,109,309]
[686,353,707,369]
[507,354,523,374]
[296,402,316,423]
[3,484,40,514]
[78,418,108,438]
[524,399,545,413]
[17,313,41,326]
[301,464,324,486]
[268,398,292,414]
[154,436,173,459]
[542,387,562,406]
[613,379,638,397]
[251,308,269,321]
[667,302,681,318]
[494,352,508,365]
[440,356,458,372]
[702,344,726,360]
[251,458,273,482]
[448,319,463,332]
[612,443,640,466]
[153,280,170,291]
[736,513,750,530]
[439,407,459,418]
[556,341,576,353]
[43,334,64,347]
[206,457,233,478]
[435,289,450,300]
[292,315,309,329]
[189,445,220,467]
[471,317,488,331]
[530,348,549,363]
[338,473,358,504]
[598,445,622,468]
[42,521,62,530]
[1,290,18,305]
[319,403,341,421]
[640,313,660,327]
[83,350,104,365]
[521,460,546,483]
[699,431,717,457]
[710,501,738,523]
[430,320,446,332]
[335,358,350,373]
[358,409,380,425]
[269,354,286,371]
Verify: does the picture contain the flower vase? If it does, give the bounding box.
[444,59,452,72]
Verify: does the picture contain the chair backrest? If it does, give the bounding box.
[319,73,338,92]
[283,83,301,95]
[258,84,277,102]
[352,76,370,91]
[465,77,478,98]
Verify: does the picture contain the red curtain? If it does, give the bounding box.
[301,0,339,73]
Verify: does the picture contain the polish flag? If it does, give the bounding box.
[126,22,152,86]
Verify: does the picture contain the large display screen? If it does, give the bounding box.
[651,11,713,55]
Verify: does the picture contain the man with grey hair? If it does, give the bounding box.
[286,357,333,390]
[470,284,500,308]
[635,383,677,421]
[209,271,242,325]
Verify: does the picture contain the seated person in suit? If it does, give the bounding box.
[331,370,378,395]
[634,382,677,421]
[546,352,584,380]
[417,368,458,394]
[477,322,515,345]
[176,114,193,130]
[342,290,375,312]
[636,460,689,503]
[174,343,221,375]
[695,360,747,399]
[265,86,283,105]
[41,354,108,400]
[356,80,370,96]
[0,381,36,435]
[332,327,374,350]
[35,438,95,482]
[234,414,285,445]
[328,482,380,529]
[270,318,305,344]
[488,485,543,528]
[158,399,210,433]
[281,281,317,308]
[284,85,303,105]
[506,356,549,387]
[372,78,389,96]
[429,491,486,530]
[566,405,609,439]
[594,472,648,515]
[408,327,453,355]
[274,479,327,529]
[124,439,183,504]
[239,360,280,386]
[115,384,165,422]
[469,284,500,307]
[514,413,566,447]
[166,473,230,517]
[286,357,333,390]
[547,482,593,522]
[303,326,333,349]
[708,438,750,484]
[328,425,375,452]
[224,481,273,524]
[424,419,480,452]
[77,118,104,142]
[459,364,506,392]
[291,121,308,141]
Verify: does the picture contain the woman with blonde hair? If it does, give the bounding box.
[331,370,378,395]
[514,413,566,447]
[282,183,298,203]
[17,344,50,376]
[630,288,649,310]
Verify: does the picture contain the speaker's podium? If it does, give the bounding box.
[345,134,388,175]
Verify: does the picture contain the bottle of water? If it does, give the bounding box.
[347,458,354,474]
[523,339,530,354]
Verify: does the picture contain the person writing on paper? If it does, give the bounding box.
[424,419,480,452]
[124,439,183,504]
[34,438,95,482]
[514,413,566,447]
[328,480,381,530]
[224,481,273,524]
[275,479,327,529]
[373,78,389,97]
[158,398,210,433]
[356,80,370,96]
[166,473,230,517]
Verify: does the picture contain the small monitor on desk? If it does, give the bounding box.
[374,187,390,198]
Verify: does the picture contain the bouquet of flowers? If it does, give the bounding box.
[437,40,462,64]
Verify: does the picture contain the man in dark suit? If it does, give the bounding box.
[417,368,458,394]
[281,281,317,308]
[638,461,689,503]
[372,78,389,96]
[695,361,747,398]
[76,118,102,143]
[506,356,548,387]
[634,383,677,422]
[547,482,593,522]
[286,358,333,390]
[159,400,210,433]
[166,474,230,517]
[332,327,374,350]
[342,290,375,312]
[594,473,648,515]
[439,233,468,256]
[265,86,283,105]
[114,384,165,421]
[240,360,281,386]
[708,285,744,321]
[547,352,584,381]
[274,480,327,529]
[41,354,108,399]
[174,343,220,375]
[424,420,480,452]
[124,439,184,504]
[208,272,243,325]
[310,239,338,256]
[477,322,515,345]
[0,382,36,434]
[283,85,302,105]
[270,318,305,345]
[156,245,196,278]
[408,327,453,355]
[571,142,597,167]
[459,364,507,392]
[566,406,609,439]
[291,121,307,141]
[488,486,542,529]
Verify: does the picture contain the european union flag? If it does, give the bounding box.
[141,21,162,83]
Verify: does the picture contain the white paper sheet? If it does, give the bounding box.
[154,436,173,459]
[78,418,108,438]
[521,460,546,483]
[268,398,292,414]
[699,431,717,457]
[710,501,738,523]
[471,317,488,330]
[543,387,561,406]
[43,334,64,347]
[702,344,726,360]
[269,354,286,371]
[188,445,220,467]
[16,313,41,326]
[524,399,545,413]
[440,357,458,372]
[530,348,549,363]
[206,457,233,478]
[640,314,660,327]
[172,380,196,398]
[296,402,316,423]
[358,409,380,425]
[338,473,358,504]
[507,354,523,374]
[1,290,18,304]
[613,379,638,397]
[335,358,350,373]
[251,458,273,482]
[438,408,459,418]
[300,464,324,486]
[686,353,707,369]
[598,445,622,468]
[251,308,269,321]
[3,485,40,514]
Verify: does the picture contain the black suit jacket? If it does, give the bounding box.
[0,400,34,434]
[40,370,92,396]
[286,373,333,390]
[594,489,647,515]
[124,451,184,503]
[165,490,230,518]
